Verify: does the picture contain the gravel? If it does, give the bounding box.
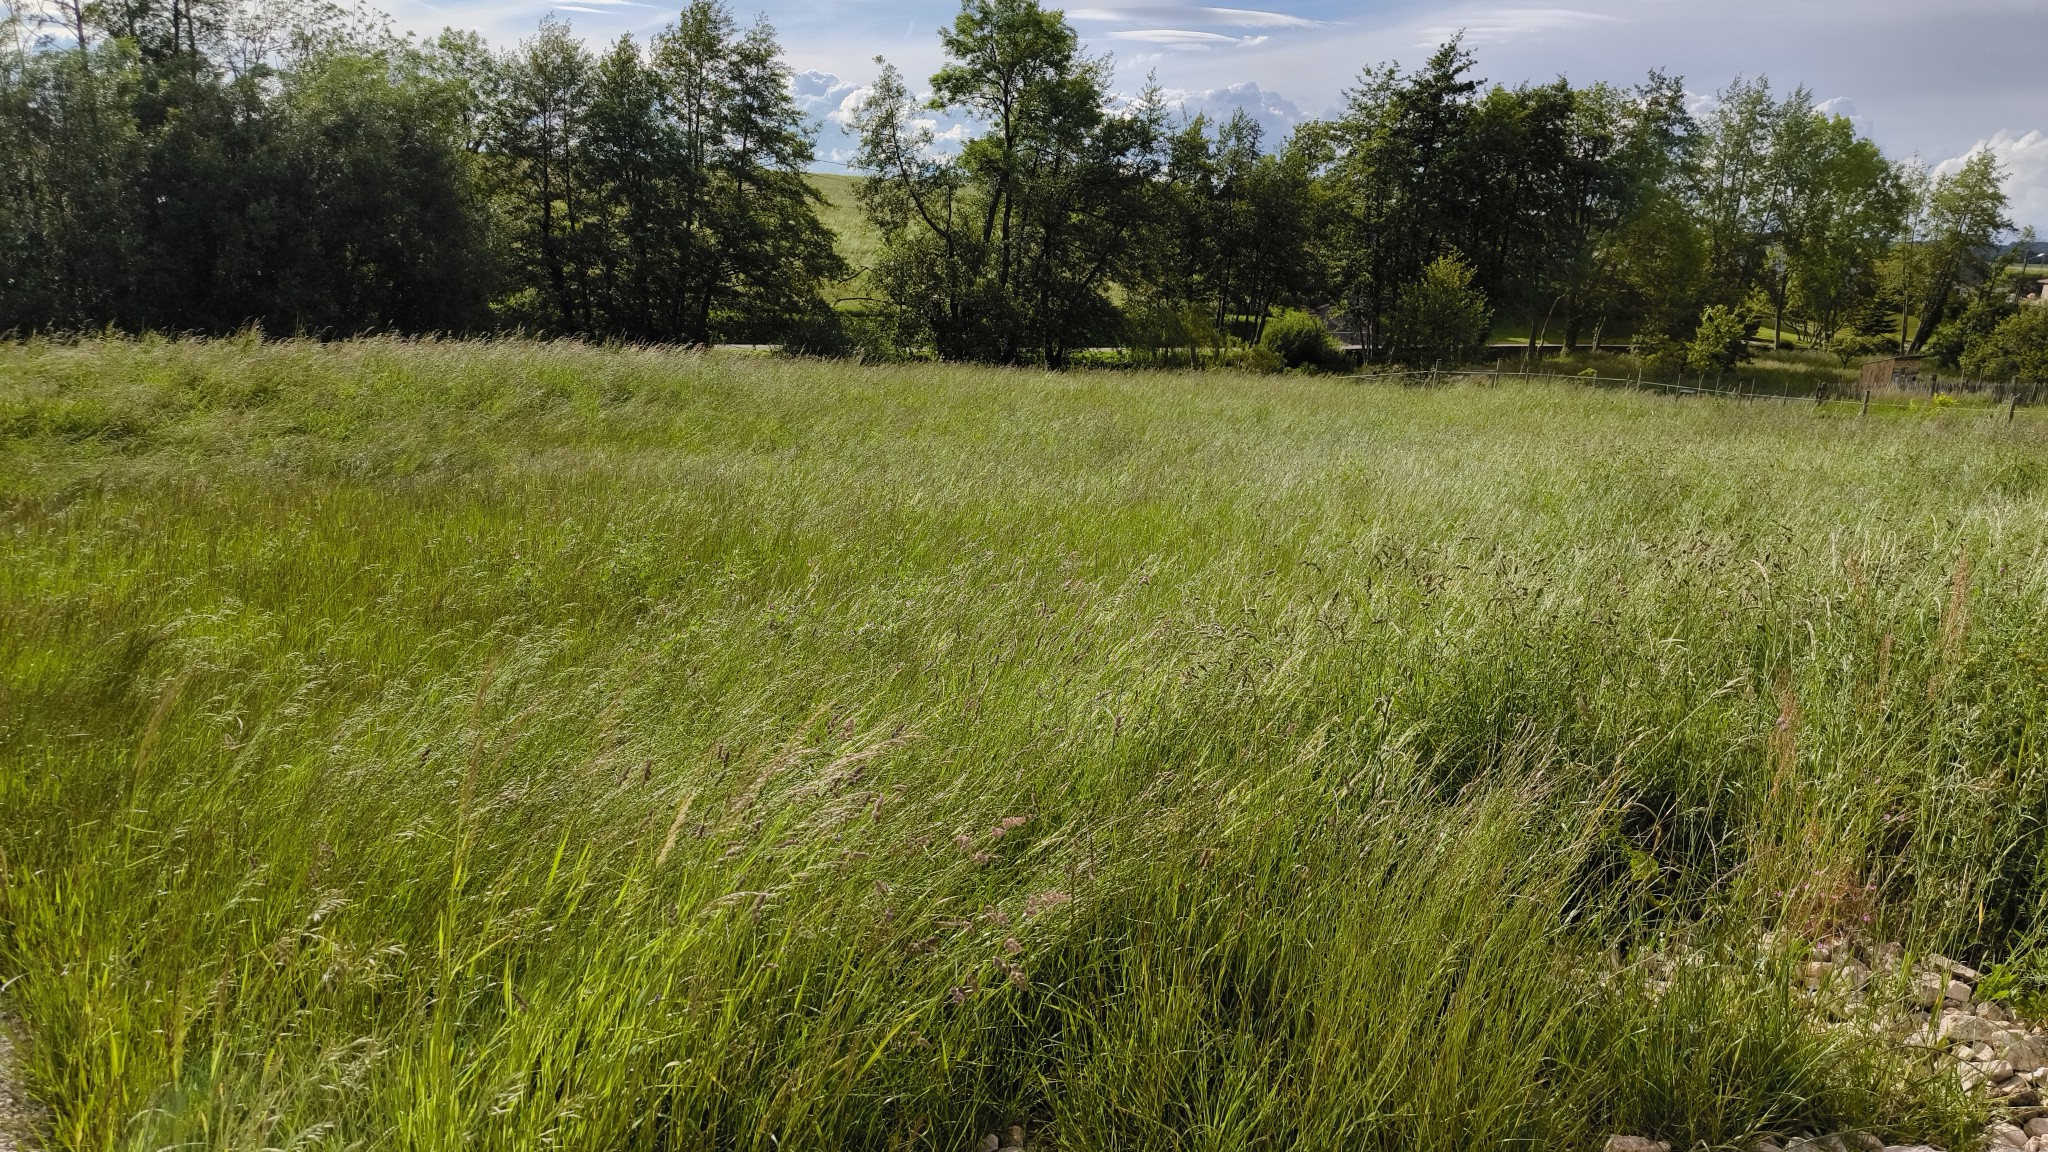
[0,1015,37,1152]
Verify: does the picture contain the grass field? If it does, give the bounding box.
[6,338,2048,1151]
[807,173,883,307]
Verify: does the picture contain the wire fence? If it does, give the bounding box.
[1343,365,2039,421]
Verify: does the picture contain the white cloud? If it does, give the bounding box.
[1069,5,1318,28]
[1414,6,1621,48]
[1158,80,1307,143]
[791,70,979,168]
[1111,28,1268,46]
[792,69,866,125]
[1937,130,2048,232]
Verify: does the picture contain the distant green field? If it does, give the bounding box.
[807,172,883,306]
[10,338,2045,1151]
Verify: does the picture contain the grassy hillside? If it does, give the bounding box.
[6,338,2046,1150]
[808,172,883,306]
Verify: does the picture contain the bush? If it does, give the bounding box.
[1387,254,1491,365]
[1261,309,1344,370]
[778,307,854,358]
[1959,305,2048,383]
[1686,305,1750,372]
[1925,294,2016,370]
[1830,332,1895,368]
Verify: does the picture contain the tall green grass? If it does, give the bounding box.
[1,337,2040,1150]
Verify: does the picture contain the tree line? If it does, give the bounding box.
[2,0,841,341]
[2,0,2039,377]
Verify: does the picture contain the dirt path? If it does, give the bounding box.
[0,1017,34,1152]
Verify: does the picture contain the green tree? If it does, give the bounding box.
[1907,151,2012,352]
[1310,39,1485,359]
[488,17,592,331]
[1260,307,1342,369]
[1138,107,1316,364]
[1387,253,1490,364]
[1768,102,1904,349]
[1959,306,2048,384]
[1686,303,1749,371]
[856,0,1154,364]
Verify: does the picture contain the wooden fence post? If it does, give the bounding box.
[1861,389,1870,417]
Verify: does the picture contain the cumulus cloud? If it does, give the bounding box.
[1158,80,1307,143]
[791,70,868,165]
[790,70,978,168]
[1937,130,2048,232]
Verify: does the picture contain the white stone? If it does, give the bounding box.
[1990,1123,2028,1149]
[2007,1035,2048,1068]
[2027,1119,2048,1139]
[1605,1139,1670,1152]
[1928,953,1981,980]
[1913,971,1948,1006]
[1942,1013,2003,1043]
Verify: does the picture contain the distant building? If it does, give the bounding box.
[1859,356,1923,387]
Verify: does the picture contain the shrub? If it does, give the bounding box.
[1261,309,1344,370]
[778,307,853,358]
[1686,305,1750,372]
[1925,295,2016,370]
[1387,254,1491,365]
[1959,305,2048,383]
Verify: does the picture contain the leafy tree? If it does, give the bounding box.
[856,0,1154,364]
[1907,151,2012,352]
[1923,293,2015,371]
[1959,306,2048,384]
[1139,107,1316,364]
[1692,77,1782,308]
[1387,253,1490,365]
[488,18,592,331]
[0,37,143,330]
[1686,303,1749,371]
[1768,103,1905,349]
[1310,39,1485,359]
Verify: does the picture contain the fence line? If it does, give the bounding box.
[1342,365,2039,420]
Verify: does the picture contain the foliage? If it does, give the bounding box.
[1903,153,2015,354]
[1386,253,1491,365]
[1259,307,1343,370]
[0,0,840,340]
[853,0,1153,366]
[1959,306,2048,384]
[1686,303,1750,371]
[1923,294,2017,371]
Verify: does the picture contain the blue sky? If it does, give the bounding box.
[382,0,2048,229]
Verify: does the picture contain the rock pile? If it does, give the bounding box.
[1611,941,2048,1152]
[977,1125,1031,1152]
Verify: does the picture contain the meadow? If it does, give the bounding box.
[3,338,2047,1151]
